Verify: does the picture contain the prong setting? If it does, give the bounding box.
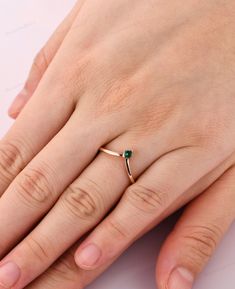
[123,150,133,159]
[99,147,135,183]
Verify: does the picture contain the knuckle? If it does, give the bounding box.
[132,99,179,136]
[125,183,168,213]
[24,235,51,262]
[187,115,227,149]
[94,78,137,115]
[62,179,102,220]
[0,140,25,183]
[62,52,92,98]
[16,167,55,207]
[182,224,222,268]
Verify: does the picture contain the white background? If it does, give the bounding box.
[0,1,235,288]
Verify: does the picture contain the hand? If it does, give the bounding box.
[2,1,235,289]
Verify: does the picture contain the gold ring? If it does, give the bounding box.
[99,148,135,184]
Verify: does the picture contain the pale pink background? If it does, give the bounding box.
[0,1,235,288]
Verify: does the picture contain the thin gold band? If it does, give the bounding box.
[99,147,135,184]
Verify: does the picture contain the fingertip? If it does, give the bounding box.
[0,261,21,289]
[8,89,29,119]
[155,233,182,289]
[168,267,194,289]
[8,109,19,119]
[75,243,102,270]
[8,105,21,119]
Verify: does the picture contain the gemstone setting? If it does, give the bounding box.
[123,150,133,159]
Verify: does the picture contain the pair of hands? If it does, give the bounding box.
[1,1,235,289]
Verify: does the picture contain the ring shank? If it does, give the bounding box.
[99,147,122,157]
[99,147,135,184]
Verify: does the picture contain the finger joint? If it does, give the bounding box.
[125,183,168,213]
[0,140,26,184]
[62,180,102,220]
[16,167,55,207]
[181,224,222,269]
[24,235,51,262]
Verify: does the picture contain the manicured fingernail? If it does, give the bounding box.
[8,89,28,117]
[0,262,21,288]
[76,244,102,268]
[168,267,194,289]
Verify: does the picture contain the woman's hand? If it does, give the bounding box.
[2,0,235,289]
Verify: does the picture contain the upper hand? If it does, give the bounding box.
[2,1,235,289]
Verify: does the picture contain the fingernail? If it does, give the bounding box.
[0,262,21,288]
[8,89,28,117]
[168,267,194,289]
[76,244,102,268]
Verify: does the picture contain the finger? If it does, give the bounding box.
[25,242,113,289]
[8,0,86,119]
[156,165,235,289]
[0,131,172,289]
[74,146,232,270]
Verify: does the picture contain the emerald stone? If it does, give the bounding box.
[123,150,133,159]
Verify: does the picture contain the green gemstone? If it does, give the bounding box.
[124,150,133,159]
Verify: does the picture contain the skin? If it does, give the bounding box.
[1,0,235,289]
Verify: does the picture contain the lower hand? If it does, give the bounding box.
[2,1,235,289]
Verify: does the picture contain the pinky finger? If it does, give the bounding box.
[156,165,235,289]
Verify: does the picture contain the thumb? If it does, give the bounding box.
[156,166,235,289]
[8,0,85,119]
